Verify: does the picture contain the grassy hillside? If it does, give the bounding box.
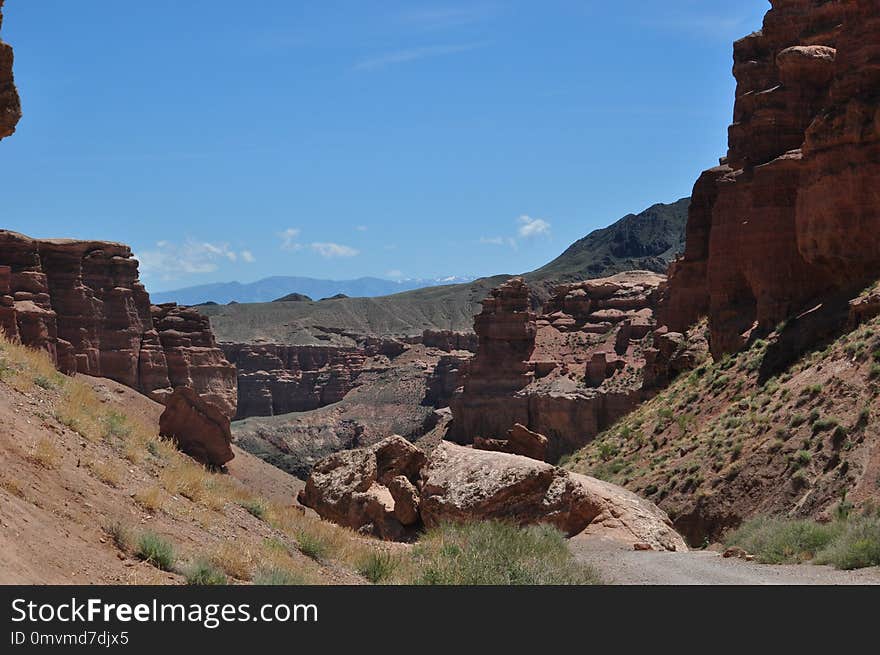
[204,199,689,344]
[564,289,880,546]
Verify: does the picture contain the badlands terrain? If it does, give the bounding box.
[1,0,880,584]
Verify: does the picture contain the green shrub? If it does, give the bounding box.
[297,531,329,562]
[104,522,132,552]
[103,412,131,439]
[34,375,57,390]
[136,532,175,571]
[724,517,842,564]
[239,499,267,520]
[815,517,880,570]
[185,559,228,585]
[357,551,398,584]
[410,521,598,585]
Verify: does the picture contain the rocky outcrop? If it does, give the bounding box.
[0,231,236,417]
[474,423,548,461]
[296,435,426,540]
[152,304,238,418]
[450,273,670,461]
[299,438,686,550]
[159,387,234,467]
[665,0,880,357]
[0,1,21,140]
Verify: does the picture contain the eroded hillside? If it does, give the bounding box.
[567,286,880,544]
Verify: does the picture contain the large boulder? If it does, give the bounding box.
[419,442,601,537]
[297,435,424,540]
[159,386,234,467]
[569,474,687,552]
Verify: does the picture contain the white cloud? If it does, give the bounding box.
[241,250,255,263]
[386,269,404,279]
[354,42,487,71]
[517,215,551,238]
[355,225,369,232]
[136,240,249,281]
[279,228,303,251]
[310,242,359,258]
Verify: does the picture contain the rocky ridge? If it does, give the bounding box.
[0,231,237,419]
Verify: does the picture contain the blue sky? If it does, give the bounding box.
[0,1,768,293]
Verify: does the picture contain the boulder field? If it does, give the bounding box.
[299,436,686,551]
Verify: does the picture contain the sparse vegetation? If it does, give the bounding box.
[28,437,61,470]
[184,559,228,585]
[297,531,329,562]
[358,551,398,584]
[135,532,175,571]
[252,566,307,586]
[409,521,599,585]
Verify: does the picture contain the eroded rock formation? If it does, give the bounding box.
[0,231,237,417]
[159,387,234,467]
[665,0,880,356]
[222,338,412,419]
[299,437,686,550]
[0,0,21,140]
[450,273,674,461]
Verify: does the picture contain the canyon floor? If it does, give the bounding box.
[571,537,880,585]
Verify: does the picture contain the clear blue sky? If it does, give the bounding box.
[0,0,768,293]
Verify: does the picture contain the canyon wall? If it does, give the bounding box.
[0,231,237,417]
[450,273,676,462]
[665,0,880,356]
[0,0,20,140]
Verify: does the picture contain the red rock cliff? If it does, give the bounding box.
[0,0,21,140]
[0,231,237,417]
[665,0,880,356]
[450,273,679,461]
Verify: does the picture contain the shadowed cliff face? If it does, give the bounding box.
[0,0,21,139]
[665,0,880,356]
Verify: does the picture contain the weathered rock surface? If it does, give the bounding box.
[419,442,600,537]
[0,1,21,140]
[570,473,687,552]
[159,387,234,467]
[665,0,880,357]
[221,343,371,419]
[0,231,237,417]
[297,435,425,540]
[451,273,673,461]
[300,438,685,549]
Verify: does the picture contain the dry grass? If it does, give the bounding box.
[28,437,62,469]
[0,474,25,498]
[0,337,64,393]
[208,541,257,581]
[88,459,123,488]
[54,379,105,442]
[133,486,165,513]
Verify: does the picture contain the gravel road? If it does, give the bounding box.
[571,536,880,585]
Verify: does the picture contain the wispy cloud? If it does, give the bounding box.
[480,236,517,249]
[136,240,252,281]
[279,227,303,251]
[517,215,551,238]
[311,242,359,258]
[397,5,499,31]
[354,42,488,71]
[355,225,369,232]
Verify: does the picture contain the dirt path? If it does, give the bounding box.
[571,536,880,585]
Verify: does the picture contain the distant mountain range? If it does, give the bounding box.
[150,275,477,306]
[200,198,691,344]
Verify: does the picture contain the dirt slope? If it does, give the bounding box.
[0,341,387,585]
